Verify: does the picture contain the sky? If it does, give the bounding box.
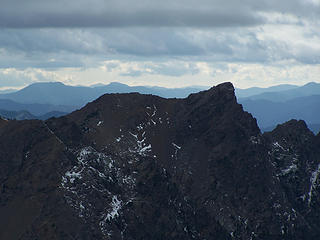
[0,0,320,90]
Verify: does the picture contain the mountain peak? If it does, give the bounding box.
[28,81,66,87]
[107,82,129,87]
[303,81,318,87]
[264,119,315,147]
[271,119,313,136]
[216,81,234,90]
[187,82,236,107]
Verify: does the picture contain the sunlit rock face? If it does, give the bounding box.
[0,82,320,239]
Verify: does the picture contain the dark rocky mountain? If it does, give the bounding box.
[0,82,320,240]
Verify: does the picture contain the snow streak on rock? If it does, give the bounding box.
[308,163,320,205]
[60,104,165,238]
[60,146,138,239]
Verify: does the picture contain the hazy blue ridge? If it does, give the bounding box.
[0,82,208,106]
[0,108,68,120]
[238,82,320,102]
[0,98,77,116]
[235,84,299,98]
[0,109,35,120]
[239,95,320,134]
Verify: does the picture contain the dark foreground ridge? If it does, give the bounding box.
[0,82,320,240]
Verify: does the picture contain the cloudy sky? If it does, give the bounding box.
[0,0,319,90]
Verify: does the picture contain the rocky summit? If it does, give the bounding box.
[0,82,320,240]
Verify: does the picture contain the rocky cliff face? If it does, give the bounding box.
[0,82,319,240]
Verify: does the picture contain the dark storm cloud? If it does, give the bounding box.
[0,0,319,72]
[0,9,263,28]
[0,0,265,28]
[117,62,200,77]
[1,0,319,29]
[1,26,320,70]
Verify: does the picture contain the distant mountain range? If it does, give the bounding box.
[239,95,320,132]
[0,109,35,120]
[236,82,320,134]
[235,84,299,98]
[0,82,207,106]
[0,82,206,120]
[237,82,320,101]
[0,98,73,117]
[0,81,318,133]
[0,109,68,121]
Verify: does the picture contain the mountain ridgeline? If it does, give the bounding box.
[0,82,206,120]
[0,81,319,134]
[236,82,320,133]
[0,82,320,239]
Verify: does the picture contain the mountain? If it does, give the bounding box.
[0,82,97,106]
[0,109,68,121]
[0,109,35,120]
[239,95,320,133]
[238,82,320,102]
[1,82,320,239]
[0,81,319,134]
[0,82,207,106]
[0,98,76,116]
[235,84,299,98]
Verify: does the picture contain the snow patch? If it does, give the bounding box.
[65,170,83,183]
[129,130,152,156]
[280,164,298,176]
[172,143,181,149]
[272,141,286,151]
[250,136,261,144]
[308,163,320,205]
[106,195,122,221]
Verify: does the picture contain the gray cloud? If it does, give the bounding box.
[0,69,46,88]
[1,25,320,70]
[1,0,319,29]
[0,0,319,91]
[115,62,200,77]
[0,10,264,28]
[0,0,291,28]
